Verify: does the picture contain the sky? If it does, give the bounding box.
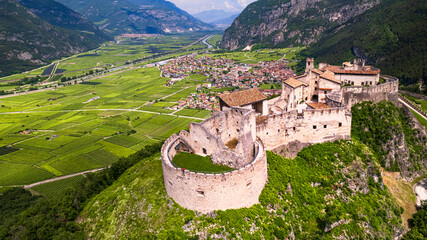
[168,0,257,14]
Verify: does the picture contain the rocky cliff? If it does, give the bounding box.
[352,101,427,180]
[221,0,380,50]
[56,0,213,35]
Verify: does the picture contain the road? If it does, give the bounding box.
[24,168,105,189]
[0,108,206,121]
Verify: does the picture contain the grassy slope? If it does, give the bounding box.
[0,66,205,186]
[81,141,403,239]
[172,152,233,173]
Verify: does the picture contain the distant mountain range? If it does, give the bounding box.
[0,0,112,77]
[56,0,214,35]
[222,0,426,85]
[193,10,239,28]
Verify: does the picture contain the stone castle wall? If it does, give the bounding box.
[161,134,268,213]
[342,77,399,110]
[179,108,256,168]
[256,107,352,156]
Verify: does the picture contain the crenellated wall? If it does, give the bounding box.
[341,78,399,110]
[256,107,352,154]
[161,134,268,213]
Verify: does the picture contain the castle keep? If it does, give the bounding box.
[161,58,399,213]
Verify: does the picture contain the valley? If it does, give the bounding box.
[0,0,425,238]
[0,34,302,194]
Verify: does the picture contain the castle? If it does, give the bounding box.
[161,58,399,213]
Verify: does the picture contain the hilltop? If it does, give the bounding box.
[0,0,111,77]
[56,0,213,35]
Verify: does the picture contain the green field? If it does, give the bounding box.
[31,175,86,199]
[0,64,207,186]
[172,152,234,173]
[0,34,304,188]
[199,47,305,64]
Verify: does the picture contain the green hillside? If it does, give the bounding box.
[0,0,111,77]
[80,141,403,239]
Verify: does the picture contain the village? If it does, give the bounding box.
[159,53,293,111]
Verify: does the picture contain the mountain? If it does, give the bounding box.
[193,9,240,24]
[302,0,427,86]
[221,0,381,50]
[0,0,111,77]
[212,13,240,26]
[56,0,213,35]
[222,0,426,85]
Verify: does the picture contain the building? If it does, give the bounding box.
[218,88,268,115]
[161,57,399,214]
[320,59,381,86]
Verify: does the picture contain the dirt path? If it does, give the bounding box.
[24,168,105,189]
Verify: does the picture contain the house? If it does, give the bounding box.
[218,88,268,115]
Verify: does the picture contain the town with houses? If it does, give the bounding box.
[159,53,294,112]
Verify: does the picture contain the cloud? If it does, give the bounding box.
[224,1,237,10]
[237,0,256,7]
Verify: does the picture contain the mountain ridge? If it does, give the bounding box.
[56,0,214,35]
[0,0,111,77]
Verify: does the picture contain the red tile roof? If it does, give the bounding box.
[218,88,267,107]
[321,65,380,75]
[312,69,324,75]
[284,78,308,88]
[306,102,332,109]
[320,70,341,84]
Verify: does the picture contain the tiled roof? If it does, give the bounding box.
[322,65,381,75]
[295,73,307,79]
[312,69,324,75]
[320,70,341,84]
[218,88,267,107]
[306,102,332,109]
[284,78,308,88]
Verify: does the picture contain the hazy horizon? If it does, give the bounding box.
[168,0,257,14]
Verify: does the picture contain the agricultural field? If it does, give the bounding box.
[0,65,208,186]
[207,34,223,48]
[199,47,305,64]
[0,33,304,188]
[31,175,86,199]
[0,32,210,83]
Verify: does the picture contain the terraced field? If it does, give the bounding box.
[0,65,209,186]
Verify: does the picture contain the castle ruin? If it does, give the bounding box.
[161,58,399,213]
